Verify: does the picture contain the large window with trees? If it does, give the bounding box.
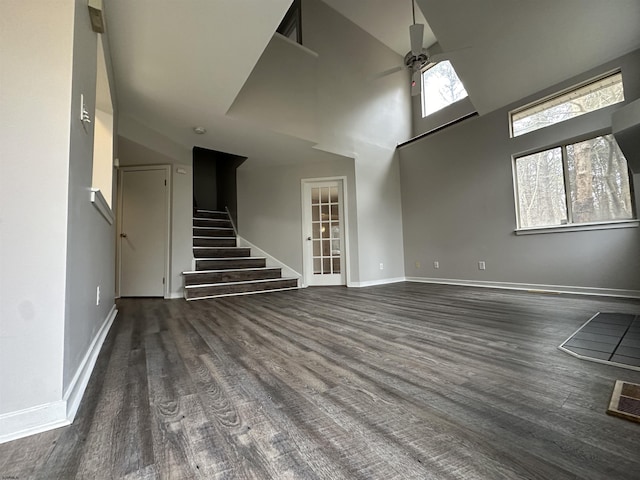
[514,134,634,229]
[510,71,624,137]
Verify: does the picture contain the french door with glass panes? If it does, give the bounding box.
[302,180,346,286]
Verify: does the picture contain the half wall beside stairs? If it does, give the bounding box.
[182,210,299,300]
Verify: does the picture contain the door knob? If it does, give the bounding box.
[306,236,312,241]
[120,233,127,238]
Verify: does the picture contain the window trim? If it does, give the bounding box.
[420,60,469,118]
[277,0,302,45]
[509,69,624,138]
[512,128,637,234]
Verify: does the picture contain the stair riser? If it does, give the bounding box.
[195,211,228,220]
[196,258,266,270]
[184,269,282,286]
[193,238,237,247]
[193,219,232,228]
[193,248,251,258]
[193,228,235,237]
[186,279,298,299]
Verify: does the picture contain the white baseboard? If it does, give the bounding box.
[348,277,406,288]
[167,292,185,299]
[0,304,118,445]
[64,305,118,421]
[405,277,640,299]
[237,236,302,286]
[0,401,69,445]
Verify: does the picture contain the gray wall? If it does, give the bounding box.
[399,49,640,294]
[238,159,359,281]
[63,0,117,394]
[0,0,119,439]
[0,0,72,419]
[236,0,411,285]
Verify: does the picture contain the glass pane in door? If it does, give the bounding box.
[311,184,341,276]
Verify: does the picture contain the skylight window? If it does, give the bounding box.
[421,61,468,117]
[510,71,624,137]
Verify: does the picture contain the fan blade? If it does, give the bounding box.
[409,23,424,56]
[368,65,404,81]
[411,70,421,96]
[428,45,471,63]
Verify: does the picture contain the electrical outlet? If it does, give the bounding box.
[96,286,100,306]
[433,261,439,269]
[415,261,421,268]
[478,261,486,270]
[379,263,384,270]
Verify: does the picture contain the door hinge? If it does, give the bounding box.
[162,277,165,284]
[164,179,167,186]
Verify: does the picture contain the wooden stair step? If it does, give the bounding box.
[196,257,266,271]
[193,218,232,228]
[184,278,299,300]
[193,247,251,258]
[183,267,283,286]
[193,227,235,237]
[193,236,237,247]
[194,209,228,220]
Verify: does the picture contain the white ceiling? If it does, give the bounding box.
[415,0,640,114]
[322,0,437,56]
[104,0,640,159]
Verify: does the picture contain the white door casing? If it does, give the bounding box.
[117,165,171,297]
[302,178,348,287]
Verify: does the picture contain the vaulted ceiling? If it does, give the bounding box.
[104,0,640,159]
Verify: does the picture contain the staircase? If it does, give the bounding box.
[183,210,299,300]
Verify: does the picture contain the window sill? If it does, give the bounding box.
[515,220,638,235]
[90,188,114,225]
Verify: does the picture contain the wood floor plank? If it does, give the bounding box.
[1,283,640,479]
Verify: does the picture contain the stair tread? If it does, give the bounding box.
[183,267,280,275]
[193,246,250,250]
[185,277,298,289]
[193,226,233,230]
[186,286,299,301]
[196,256,265,260]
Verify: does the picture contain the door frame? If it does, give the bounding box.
[116,164,172,298]
[301,176,350,288]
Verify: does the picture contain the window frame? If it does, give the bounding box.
[509,70,625,138]
[420,60,469,118]
[276,0,302,45]
[512,129,638,235]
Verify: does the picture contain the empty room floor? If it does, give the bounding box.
[1,283,640,479]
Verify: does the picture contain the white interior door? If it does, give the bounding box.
[303,180,346,286]
[118,166,169,297]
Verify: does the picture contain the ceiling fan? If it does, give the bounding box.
[374,0,456,96]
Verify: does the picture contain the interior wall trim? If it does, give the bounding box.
[348,277,406,288]
[64,304,118,422]
[0,401,69,445]
[237,235,302,286]
[0,305,118,444]
[406,277,640,299]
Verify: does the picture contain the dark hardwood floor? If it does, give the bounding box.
[2,283,640,479]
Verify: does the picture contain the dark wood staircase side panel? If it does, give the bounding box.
[193,227,235,237]
[193,247,251,258]
[185,278,298,300]
[184,268,282,286]
[193,237,237,247]
[196,258,266,271]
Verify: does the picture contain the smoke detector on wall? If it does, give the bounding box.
[193,126,207,135]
